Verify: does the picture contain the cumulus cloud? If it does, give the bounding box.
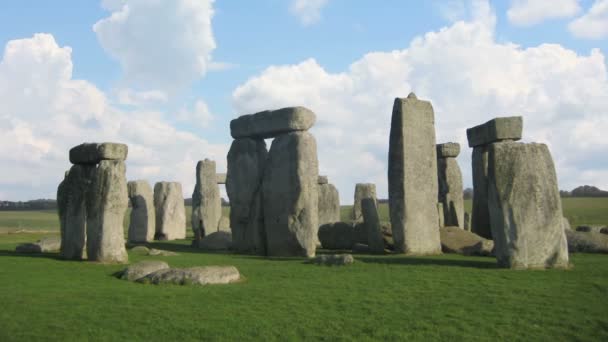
[507,0,581,26]
[233,0,608,203]
[290,0,329,26]
[569,0,608,39]
[176,99,214,128]
[0,34,227,200]
[93,0,217,92]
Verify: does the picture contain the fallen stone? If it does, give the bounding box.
[318,183,340,226]
[310,254,354,266]
[16,243,42,253]
[216,173,226,184]
[351,243,370,254]
[147,249,178,256]
[128,180,155,243]
[120,261,170,281]
[191,159,222,241]
[318,222,354,250]
[388,93,441,255]
[575,225,604,233]
[362,198,384,254]
[488,142,569,269]
[440,227,494,256]
[436,142,460,158]
[352,183,376,222]
[154,182,186,241]
[69,142,128,165]
[565,229,608,253]
[317,175,328,184]
[129,246,150,254]
[466,116,523,148]
[437,153,465,228]
[193,231,232,251]
[230,106,316,139]
[601,227,608,235]
[138,266,241,285]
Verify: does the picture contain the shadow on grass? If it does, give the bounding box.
[356,255,498,269]
[0,249,62,260]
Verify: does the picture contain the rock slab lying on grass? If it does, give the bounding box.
[15,237,60,254]
[120,260,170,281]
[153,182,186,241]
[439,227,494,256]
[565,229,608,253]
[318,222,354,250]
[193,231,232,251]
[128,180,155,243]
[69,142,128,164]
[230,106,316,139]
[310,254,354,266]
[138,266,241,285]
[191,159,222,240]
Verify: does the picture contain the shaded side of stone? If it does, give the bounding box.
[128,180,155,243]
[471,146,492,239]
[362,198,384,254]
[191,159,221,241]
[318,183,340,226]
[60,164,95,260]
[437,157,465,228]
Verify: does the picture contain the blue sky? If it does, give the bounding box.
[0,0,607,202]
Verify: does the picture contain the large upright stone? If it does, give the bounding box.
[388,93,441,255]
[318,183,340,225]
[262,131,319,257]
[153,182,186,241]
[69,143,128,165]
[487,142,569,269]
[470,145,492,239]
[86,160,129,263]
[437,143,465,228]
[127,180,155,243]
[351,183,376,222]
[466,116,523,148]
[362,198,384,254]
[192,159,222,241]
[60,164,95,260]
[230,107,316,139]
[226,138,268,254]
[57,171,69,244]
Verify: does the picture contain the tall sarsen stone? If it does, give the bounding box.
[128,180,155,243]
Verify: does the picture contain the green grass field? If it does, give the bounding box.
[0,198,607,340]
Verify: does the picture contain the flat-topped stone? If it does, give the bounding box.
[466,116,522,148]
[216,173,226,184]
[317,175,328,184]
[436,142,460,158]
[69,142,128,164]
[230,106,316,139]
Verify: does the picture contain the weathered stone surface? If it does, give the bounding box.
[194,231,232,251]
[263,131,319,257]
[562,217,572,231]
[352,222,368,245]
[601,227,608,235]
[57,171,68,244]
[565,229,608,253]
[192,159,222,241]
[437,203,444,228]
[69,142,128,164]
[138,266,241,285]
[226,138,268,254]
[129,246,150,254]
[440,227,494,256]
[86,160,129,263]
[436,142,460,158]
[318,222,354,250]
[127,180,155,243]
[362,198,384,254]
[466,116,523,148]
[388,93,442,255]
[16,237,61,253]
[317,175,328,184]
[153,182,186,241]
[61,164,95,260]
[437,157,465,228]
[120,261,169,281]
[471,146,492,239]
[216,173,226,184]
[230,106,316,139]
[218,216,231,232]
[310,254,354,266]
[487,142,569,269]
[147,249,178,256]
[351,183,376,222]
[318,183,340,226]
[575,225,605,233]
[464,212,471,231]
[351,243,370,254]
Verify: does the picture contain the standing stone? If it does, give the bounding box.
[57,171,69,245]
[127,180,155,243]
[487,142,569,269]
[226,138,268,254]
[153,182,186,241]
[60,164,95,260]
[388,93,441,255]
[86,160,129,263]
[192,159,222,242]
[437,142,465,228]
[437,203,445,228]
[362,198,384,254]
[318,183,340,225]
[352,183,377,222]
[263,131,319,257]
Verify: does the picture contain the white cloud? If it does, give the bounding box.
[290,0,329,26]
[0,34,228,200]
[507,0,581,26]
[93,0,217,92]
[176,99,214,128]
[116,88,168,106]
[569,0,608,39]
[233,0,608,203]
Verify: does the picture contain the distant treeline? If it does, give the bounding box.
[0,197,230,211]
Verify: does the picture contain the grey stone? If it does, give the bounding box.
[138,266,241,285]
[57,171,68,245]
[565,229,608,253]
[147,249,178,256]
[352,183,376,222]
[191,159,222,241]
[263,131,319,257]
[127,180,155,243]
[153,182,186,241]
[318,222,354,250]
[362,198,384,254]
[61,164,95,260]
[129,246,150,254]
[351,243,370,254]
[575,225,605,233]
[16,243,43,253]
[218,216,231,232]
[562,217,572,231]
[437,203,444,228]
[310,254,354,266]
[226,138,268,254]
[16,237,61,253]
[216,173,226,184]
[230,106,316,139]
[466,116,523,148]
[317,175,328,184]
[437,157,465,228]
[69,142,128,165]
[352,222,368,245]
[120,261,169,281]
[440,226,494,256]
[86,160,129,263]
[318,183,340,226]
[388,93,442,255]
[487,142,569,269]
[471,146,492,239]
[436,142,460,158]
[601,227,608,235]
[194,231,232,251]
[464,212,471,231]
